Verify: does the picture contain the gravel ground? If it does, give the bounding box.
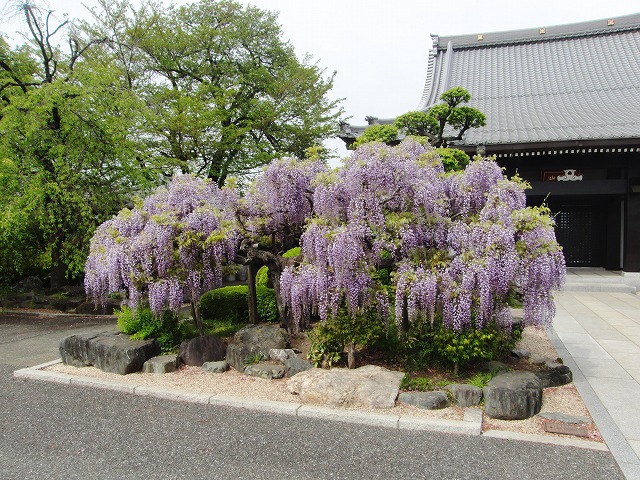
[46,326,602,441]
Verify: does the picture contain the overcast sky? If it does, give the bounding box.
[1,0,637,158]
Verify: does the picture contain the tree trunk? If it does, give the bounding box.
[270,267,289,331]
[191,300,204,336]
[347,342,356,369]
[247,264,259,324]
[49,234,66,290]
[400,297,409,334]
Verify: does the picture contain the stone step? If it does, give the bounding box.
[560,282,636,293]
[564,275,624,284]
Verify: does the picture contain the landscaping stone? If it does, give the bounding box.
[269,348,297,363]
[538,412,591,425]
[483,371,542,420]
[445,384,482,407]
[59,331,160,375]
[287,365,404,409]
[285,356,313,377]
[511,348,530,359]
[244,362,286,380]
[202,361,229,373]
[535,363,573,388]
[14,276,44,292]
[479,360,511,374]
[398,391,449,410]
[528,353,556,365]
[178,335,226,366]
[226,324,288,372]
[143,355,177,374]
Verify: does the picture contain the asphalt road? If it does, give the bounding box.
[0,313,626,479]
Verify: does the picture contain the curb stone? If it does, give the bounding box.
[11,360,607,451]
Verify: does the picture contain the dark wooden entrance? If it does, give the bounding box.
[554,204,606,267]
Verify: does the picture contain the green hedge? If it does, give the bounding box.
[200,285,278,323]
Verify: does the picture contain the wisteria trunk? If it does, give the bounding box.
[191,300,204,336]
[247,264,259,324]
[270,269,290,331]
[347,343,356,369]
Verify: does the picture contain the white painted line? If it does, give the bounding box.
[482,430,610,451]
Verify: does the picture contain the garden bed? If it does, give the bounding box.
[45,326,603,443]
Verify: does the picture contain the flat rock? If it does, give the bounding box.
[244,362,286,379]
[535,363,573,388]
[285,356,313,377]
[483,371,542,420]
[143,355,177,374]
[538,412,591,424]
[60,331,160,375]
[445,383,482,407]
[202,361,229,373]
[528,353,556,366]
[178,335,226,366]
[398,391,449,410]
[287,365,404,409]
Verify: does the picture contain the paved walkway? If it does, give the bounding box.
[550,283,640,480]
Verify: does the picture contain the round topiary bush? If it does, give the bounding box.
[200,285,278,323]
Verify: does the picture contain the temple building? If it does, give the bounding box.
[339,13,640,273]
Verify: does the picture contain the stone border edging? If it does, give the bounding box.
[12,360,606,451]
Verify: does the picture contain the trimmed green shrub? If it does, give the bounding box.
[200,285,278,323]
[200,285,248,323]
[256,286,278,322]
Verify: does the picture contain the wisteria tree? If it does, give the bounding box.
[236,155,327,329]
[280,138,565,368]
[84,175,240,335]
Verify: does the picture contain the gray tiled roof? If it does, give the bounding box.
[417,13,640,146]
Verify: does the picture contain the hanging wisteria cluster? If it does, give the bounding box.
[84,175,240,317]
[241,157,326,247]
[280,138,565,332]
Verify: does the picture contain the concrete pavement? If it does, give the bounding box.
[549,270,640,480]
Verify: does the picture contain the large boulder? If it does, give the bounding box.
[483,371,542,420]
[178,335,226,366]
[226,324,289,372]
[287,365,404,409]
[60,331,160,375]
